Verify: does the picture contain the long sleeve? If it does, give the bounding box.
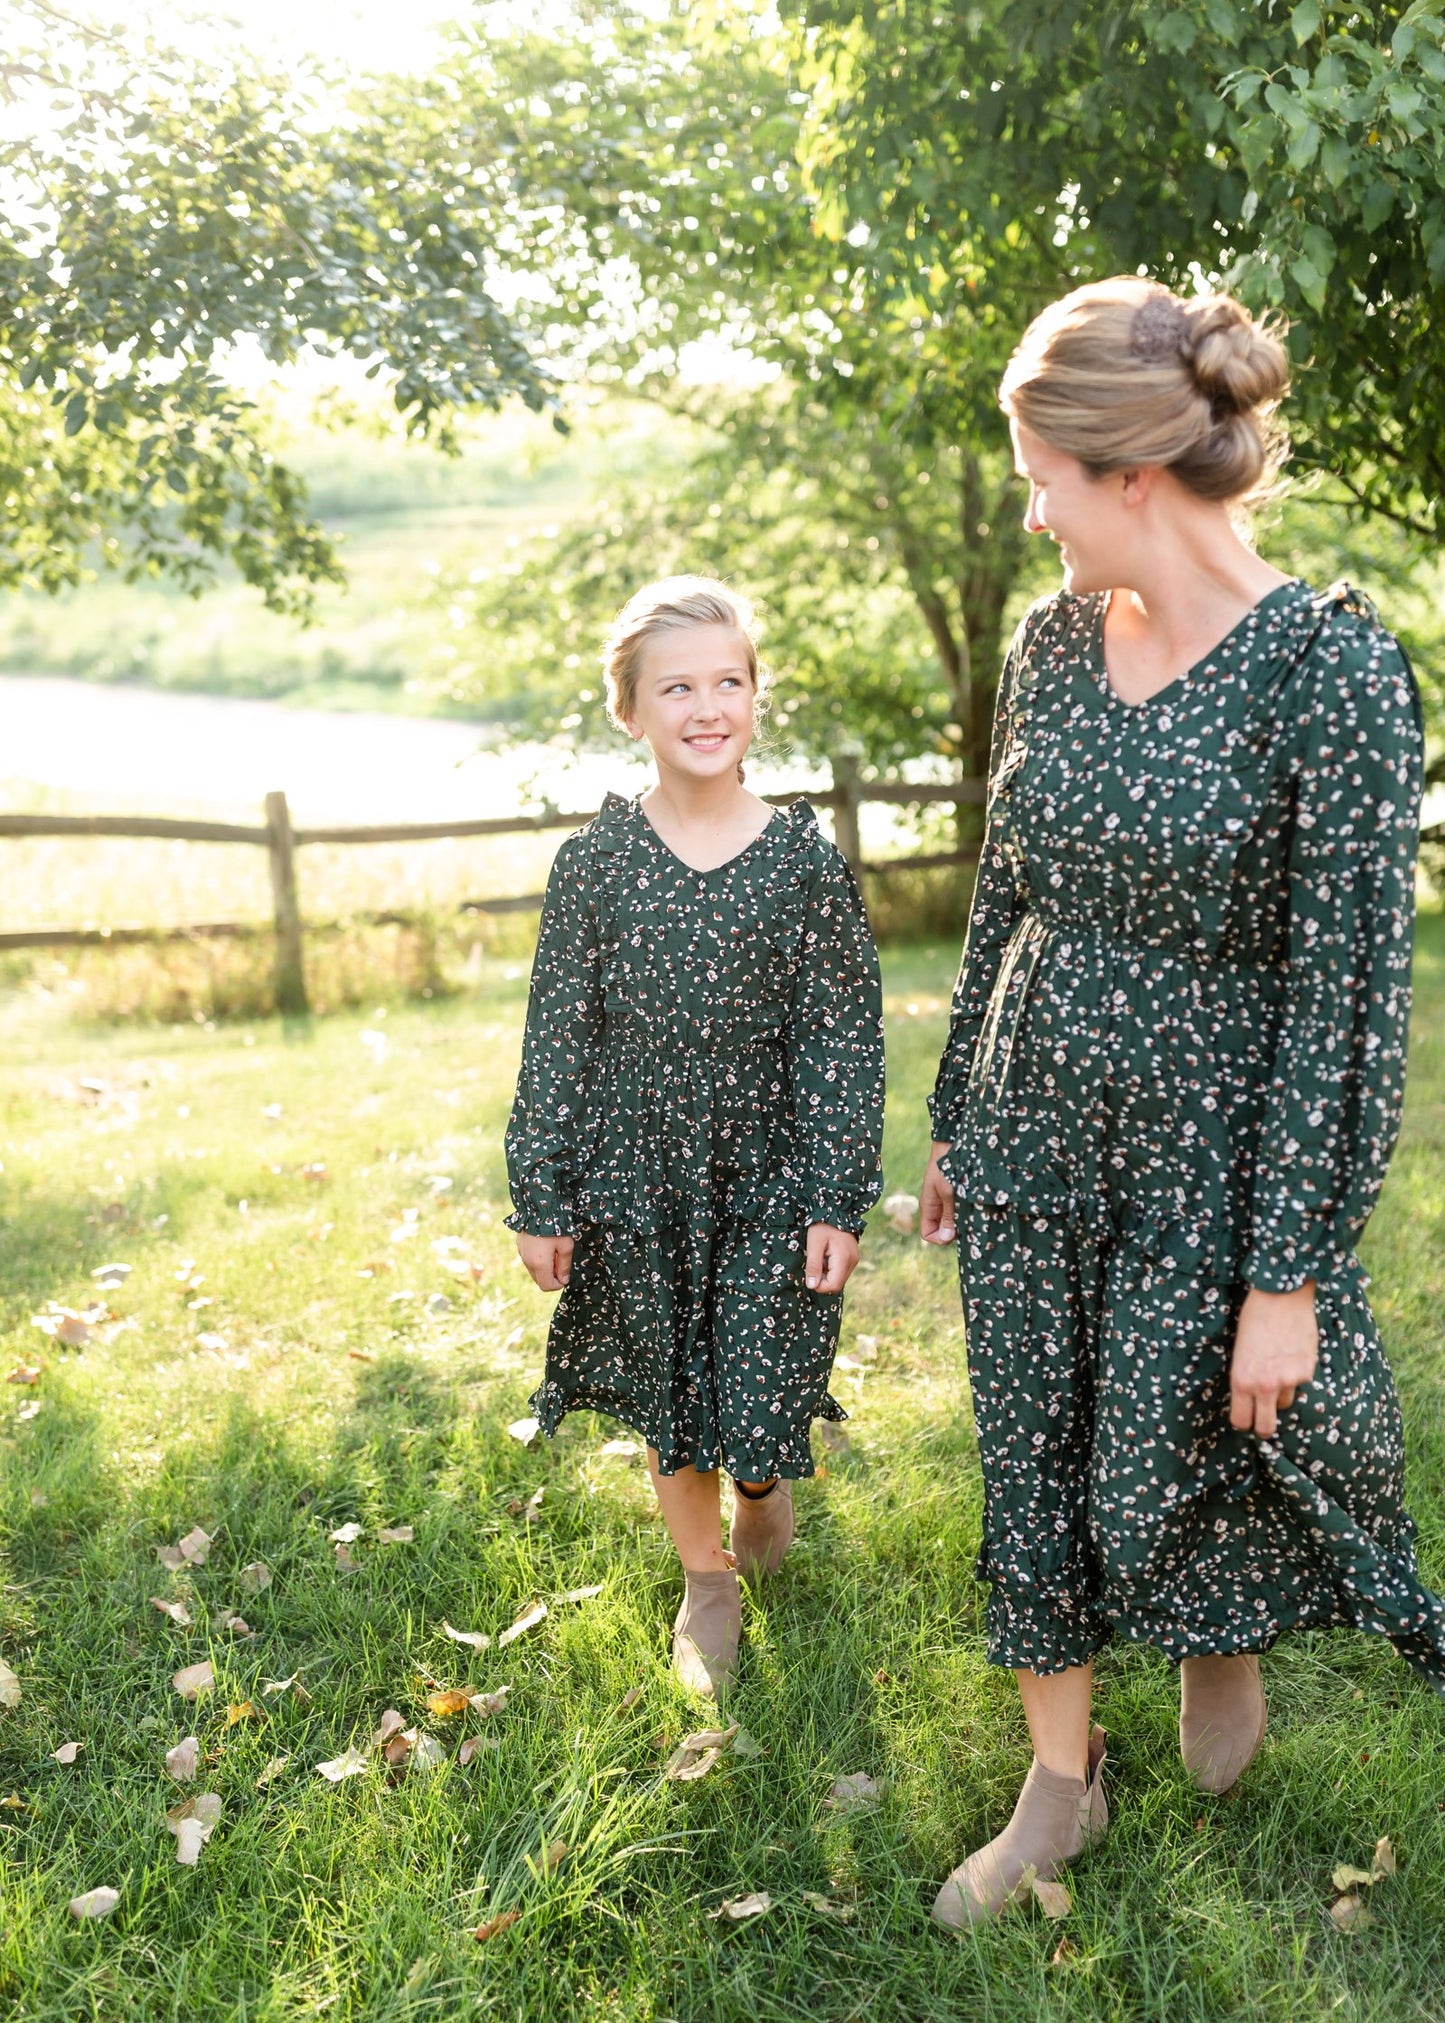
[1242,625,1424,1293]
[504,834,605,1237]
[786,841,885,1235]
[927,609,1036,1143]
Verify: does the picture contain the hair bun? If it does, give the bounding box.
[1183,297,1290,412]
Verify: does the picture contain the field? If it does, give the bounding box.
[1,930,1443,2022]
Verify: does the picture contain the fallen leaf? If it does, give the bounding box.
[471,1911,520,1942]
[29,1488,47,1509]
[300,1163,328,1183]
[316,1747,369,1782]
[261,1674,299,1699]
[532,1838,566,1876]
[801,1892,855,1920]
[598,1439,641,1460]
[410,1733,446,1771]
[616,1685,645,1713]
[0,1794,25,1810]
[427,1689,472,1718]
[255,1755,291,1789]
[172,1661,215,1701]
[1032,1876,1072,1919]
[666,1745,721,1783]
[498,1600,548,1648]
[883,1191,919,1232]
[69,1886,120,1919]
[176,1527,213,1566]
[468,1687,512,1717]
[459,1734,502,1764]
[238,1562,271,1592]
[826,1771,879,1811]
[1372,1836,1396,1879]
[521,1486,546,1524]
[7,1363,41,1385]
[441,1621,491,1653]
[347,1346,376,1360]
[0,1661,22,1709]
[710,1892,771,1920]
[853,1335,880,1360]
[219,1613,252,1637]
[563,1584,604,1604]
[383,1731,414,1766]
[165,1737,200,1781]
[425,1294,452,1316]
[52,1741,82,1765]
[507,1416,541,1446]
[16,1400,41,1420]
[156,1546,187,1571]
[196,1332,229,1353]
[166,1792,222,1865]
[91,1262,132,1287]
[372,1709,407,1747]
[225,1701,261,1727]
[149,1596,193,1627]
[377,1525,414,1545]
[328,1522,363,1544]
[1329,1894,1374,1933]
[1332,1862,1375,1892]
[334,1542,360,1572]
[1050,1936,1079,1968]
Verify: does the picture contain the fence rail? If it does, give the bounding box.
[3,757,985,1013]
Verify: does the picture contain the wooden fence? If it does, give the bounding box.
[0,756,985,1014]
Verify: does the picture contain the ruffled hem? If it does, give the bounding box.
[526,1377,846,1481]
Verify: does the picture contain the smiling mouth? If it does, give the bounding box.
[684,734,729,750]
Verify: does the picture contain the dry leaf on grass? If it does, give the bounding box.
[52,1741,82,1765]
[261,1674,299,1699]
[1329,1894,1374,1933]
[1031,1876,1072,1920]
[166,1792,222,1866]
[883,1192,919,1232]
[411,1733,446,1771]
[334,1542,360,1572]
[16,1400,41,1421]
[521,1487,546,1524]
[69,1886,120,1919]
[372,1709,407,1747]
[506,1416,540,1445]
[377,1526,414,1545]
[225,1701,261,1727]
[156,1526,212,1570]
[1331,1837,1398,1894]
[562,1584,604,1605]
[238,1562,271,1592]
[0,1661,22,1709]
[1050,1937,1079,1968]
[666,1746,722,1783]
[165,1737,200,1781]
[92,1262,132,1288]
[7,1363,41,1385]
[825,1771,880,1811]
[1332,1862,1376,1891]
[471,1911,520,1942]
[255,1756,291,1790]
[316,1747,369,1782]
[598,1439,640,1461]
[29,1488,47,1509]
[529,1839,566,1877]
[328,1522,363,1544]
[468,1686,512,1717]
[426,1689,472,1718]
[616,1685,645,1713]
[149,1597,192,1627]
[498,1601,548,1648]
[710,1892,771,1920]
[172,1661,215,1701]
[801,1893,854,1920]
[219,1613,252,1637]
[0,1794,25,1811]
[441,1621,491,1652]
[459,1734,502,1764]
[1372,1837,1396,1878]
[300,1163,328,1183]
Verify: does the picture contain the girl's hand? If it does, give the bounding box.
[1230,1283,1319,1438]
[516,1231,574,1293]
[805,1223,859,1294]
[920,1141,957,1245]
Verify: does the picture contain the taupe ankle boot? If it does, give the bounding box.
[729,1477,795,1581]
[1179,1653,1266,1795]
[671,1569,742,1698]
[931,1726,1108,1931]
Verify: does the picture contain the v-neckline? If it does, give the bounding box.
[636,797,783,877]
[1090,579,1303,711]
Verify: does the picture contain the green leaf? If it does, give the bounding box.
[1287,119,1321,168]
[63,392,89,436]
[1391,21,1416,64]
[1290,0,1321,44]
[1290,253,1327,309]
[1205,0,1238,38]
[1320,132,1352,186]
[1361,179,1395,230]
[1417,46,1445,81]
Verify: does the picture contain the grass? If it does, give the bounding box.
[0,930,1443,2022]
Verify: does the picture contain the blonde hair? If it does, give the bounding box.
[601,575,766,730]
[1000,277,1290,503]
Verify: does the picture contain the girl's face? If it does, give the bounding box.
[625,623,757,781]
[1010,418,1126,596]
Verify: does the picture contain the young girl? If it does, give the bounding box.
[505,576,885,1697]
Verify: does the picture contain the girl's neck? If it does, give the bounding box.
[642,767,751,833]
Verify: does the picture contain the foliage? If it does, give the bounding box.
[0,2,552,614]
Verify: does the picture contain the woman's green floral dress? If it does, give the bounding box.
[507,792,885,1479]
[931,579,1445,1690]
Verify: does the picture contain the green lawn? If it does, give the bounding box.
[1,930,1443,2022]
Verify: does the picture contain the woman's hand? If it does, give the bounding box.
[805,1223,859,1294]
[1230,1283,1319,1438]
[516,1231,574,1293]
[920,1141,957,1245]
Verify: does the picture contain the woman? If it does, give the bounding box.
[921,276,1445,1930]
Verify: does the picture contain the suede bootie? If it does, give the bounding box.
[931,1726,1108,1932]
[671,1569,742,1699]
[1179,1653,1266,1795]
[729,1478,795,1581]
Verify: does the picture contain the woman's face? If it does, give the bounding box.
[1010,418,1124,596]
[625,623,757,782]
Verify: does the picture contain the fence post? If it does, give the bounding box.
[264,790,309,1015]
[831,746,864,881]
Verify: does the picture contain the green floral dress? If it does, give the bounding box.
[931,579,1445,1691]
[507,792,885,1479]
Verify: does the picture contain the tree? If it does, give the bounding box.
[0,2,553,614]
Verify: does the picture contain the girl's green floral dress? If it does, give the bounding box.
[931,579,1445,1691]
[507,792,885,1479]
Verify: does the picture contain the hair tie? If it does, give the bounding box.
[1130,294,1189,363]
